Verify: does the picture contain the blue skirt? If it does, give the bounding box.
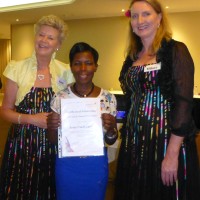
[55,150,108,200]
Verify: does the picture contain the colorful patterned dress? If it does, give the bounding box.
[114,40,200,200]
[0,87,57,200]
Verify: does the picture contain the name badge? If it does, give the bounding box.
[57,77,67,86]
[144,62,161,72]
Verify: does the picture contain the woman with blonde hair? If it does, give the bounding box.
[114,0,200,199]
[0,15,73,199]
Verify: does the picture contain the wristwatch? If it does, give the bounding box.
[104,128,118,145]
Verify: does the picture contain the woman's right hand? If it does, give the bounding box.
[47,112,61,130]
[46,112,61,144]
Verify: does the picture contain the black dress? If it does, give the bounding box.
[114,40,200,200]
[0,87,56,200]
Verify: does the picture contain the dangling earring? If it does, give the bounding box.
[157,24,160,28]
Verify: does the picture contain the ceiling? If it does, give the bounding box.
[0,0,200,25]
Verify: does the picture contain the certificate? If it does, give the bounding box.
[58,98,104,158]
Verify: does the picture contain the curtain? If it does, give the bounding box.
[0,39,11,93]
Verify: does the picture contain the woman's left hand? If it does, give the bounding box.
[102,113,118,145]
[47,112,61,130]
[161,134,183,186]
[46,112,60,144]
[101,113,116,133]
[161,151,178,186]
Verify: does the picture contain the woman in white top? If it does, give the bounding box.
[47,42,118,200]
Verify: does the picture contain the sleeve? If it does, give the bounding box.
[170,41,195,137]
[64,65,74,85]
[119,56,133,113]
[100,90,117,117]
[110,93,117,117]
[119,56,133,96]
[3,60,18,83]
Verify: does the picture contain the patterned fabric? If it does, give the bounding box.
[0,87,57,200]
[115,39,200,200]
[51,85,117,118]
[114,62,200,200]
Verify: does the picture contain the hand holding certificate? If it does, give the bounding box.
[58,98,104,158]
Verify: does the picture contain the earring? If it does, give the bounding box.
[157,24,160,28]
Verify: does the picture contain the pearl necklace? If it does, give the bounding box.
[73,83,94,97]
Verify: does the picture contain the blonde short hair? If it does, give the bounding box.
[34,15,68,42]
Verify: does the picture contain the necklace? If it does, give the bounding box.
[73,83,94,97]
[38,74,45,80]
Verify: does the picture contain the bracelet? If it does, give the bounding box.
[105,133,118,140]
[105,128,118,140]
[18,114,22,124]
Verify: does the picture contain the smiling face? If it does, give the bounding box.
[130,1,162,42]
[70,51,98,85]
[34,25,61,59]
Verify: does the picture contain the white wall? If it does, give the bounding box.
[169,11,200,91]
[11,25,34,60]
